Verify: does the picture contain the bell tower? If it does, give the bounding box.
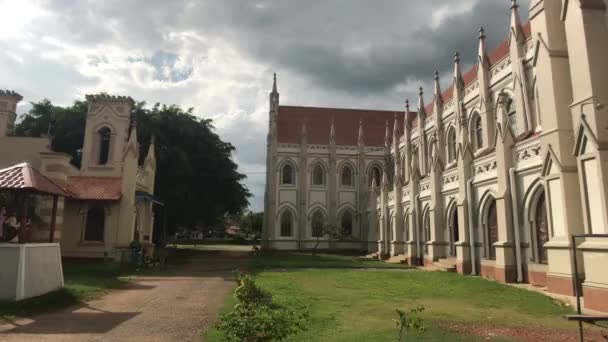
[0,90,22,138]
[81,94,134,177]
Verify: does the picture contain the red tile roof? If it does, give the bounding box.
[278,105,406,146]
[0,163,71,197]
[66,176,122,200]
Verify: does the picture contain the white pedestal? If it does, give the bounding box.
[0,243,64,301]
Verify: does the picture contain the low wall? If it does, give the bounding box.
[0,243,64,301]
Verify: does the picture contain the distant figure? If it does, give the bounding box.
[5,210,20,242]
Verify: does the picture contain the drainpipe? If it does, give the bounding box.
[415,194,422,263]
[509,167,523,283]
[466,178,477,275]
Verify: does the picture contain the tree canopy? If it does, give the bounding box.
[15,99,251,237]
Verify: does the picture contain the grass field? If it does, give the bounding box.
[205,252,578,341]
[0,261,132,321]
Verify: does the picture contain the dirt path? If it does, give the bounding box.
[0,250,248,342]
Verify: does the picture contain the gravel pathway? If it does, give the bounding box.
[0,251,248,342]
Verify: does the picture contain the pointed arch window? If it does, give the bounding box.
[533,192,549,264]
[447,127,457,164]
[311,210,325,237]
[369,165,381,187]
[504,95,517,135]
[84,204,105,241]
[340,210,353,236]
[471,114,483,151]
[423,210,431,255]
[280,210,293,237]
[281,162,295,185]
[486,200,498,260]
[341,165,354,187]
[98,127,111,165]
[312,164,325,186]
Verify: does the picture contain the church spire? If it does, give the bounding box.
[384,119,391,148]
[478,27,488,63]
[393,113,399,142]
[433,71,443,106]
[453,52,463,89]
[272,73,278,94]
[358,118,364,147]
[329,116,336,145]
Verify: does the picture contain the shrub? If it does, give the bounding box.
[216,275,309,341]
[393,305,425,341]
[234,275,272,305]
[215,303,308,342]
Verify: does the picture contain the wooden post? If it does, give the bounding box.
[49,195,58,242]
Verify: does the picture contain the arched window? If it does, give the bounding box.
[340,211,353,236]
[280,210,293,237]
[84,204,105,241]
[534,192,549,264]
[281,163,295,185]
[447,127,457,163]
[341,165,353,187]
[98,127,111,165]
[311,210,325,237]
[369,165,381,187]
[504,95,517,134]
[472,114,483,151]
[486,200,498,260]
[312,164,325,186]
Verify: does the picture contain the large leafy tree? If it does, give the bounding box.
[15,99,251,237]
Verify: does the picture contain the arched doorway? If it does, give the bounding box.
[533,192,549,264]
[487,200,498,260]
[448,207,459,257]
[423,209,430,255]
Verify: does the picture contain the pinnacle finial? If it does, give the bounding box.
[511,0,518,9]
[418,86,424,96]
[433,70,440,81]
[405,99,410,113]
[454,52,460,63]
[479,27,485,39]
[272,73,277,93]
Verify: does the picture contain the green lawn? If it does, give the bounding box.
[205,252,576,341]
[0,260,132,321]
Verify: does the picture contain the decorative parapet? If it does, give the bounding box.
[419,179,431,193]
[0,90,23,100]
[489,56,512,79]
[513,138,542,168]
[85,93,134,105]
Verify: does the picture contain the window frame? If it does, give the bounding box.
[280,162,296,186]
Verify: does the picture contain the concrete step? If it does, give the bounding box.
[436,258,458,267]
[386,255,408,264]
[363,252,379,260]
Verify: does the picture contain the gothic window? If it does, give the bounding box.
[534,192,549,264]
[447,127,457,164]
[280,210,293,237]
[340,211,353,236]
[341,165,353,187]
[98,127,111,165]
[84,204,105,241]
[312,164,325,186]
[281,162,295,185]
[472,114,483,151]
[486,200,498,260]
[311,210,325,237]
[369,165,381,187]
[504,95,518,135]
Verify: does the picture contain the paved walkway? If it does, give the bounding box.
[0,251,248,342]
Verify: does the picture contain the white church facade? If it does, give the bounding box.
[263,0,608,312]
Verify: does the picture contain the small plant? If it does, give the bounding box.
[216,275,309,341]
[393,305,425,341]
[234,275,272,305]
[251,245,261,256]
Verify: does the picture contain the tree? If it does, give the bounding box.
[312,223,343,256]
[15,99,251,237]
[239,211,263,238]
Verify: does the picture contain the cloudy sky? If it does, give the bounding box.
[0,0,529,211]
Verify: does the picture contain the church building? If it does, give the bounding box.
[0,92,157,260]
[263,0,608,312]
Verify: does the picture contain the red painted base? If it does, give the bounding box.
[456,262,471,275]
[547,275,575,296]
[528,270,547,287]
[583,286,608,312]
[479,264,516,283]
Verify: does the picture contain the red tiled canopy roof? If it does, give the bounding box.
[0,163,71,197]
[278,106,405,146]
[66,176,122,200]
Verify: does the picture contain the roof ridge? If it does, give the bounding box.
[279,105,400,113]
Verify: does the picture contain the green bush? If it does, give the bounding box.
[234,275,272,305]
[215,303,308,342]
[216,275,309,341]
